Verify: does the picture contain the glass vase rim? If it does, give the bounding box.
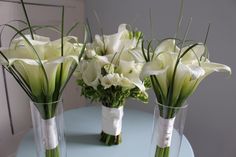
[30,99,63,105]
[155,101,189,109]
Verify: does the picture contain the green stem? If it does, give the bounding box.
[20,0,34,40]
[155,146,170,157]
[46,146,60,157]
[100,131,122,146]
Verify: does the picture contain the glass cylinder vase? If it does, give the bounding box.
[30,100,66,157]
[100,104,124,145]
[149,102,188,157]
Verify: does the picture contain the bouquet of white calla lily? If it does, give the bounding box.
[0,33,85,157]
[141,38,231,157]
[0,2,86,157]
[76,24,150,145]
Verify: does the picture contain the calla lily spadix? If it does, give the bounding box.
[141,39,231,109]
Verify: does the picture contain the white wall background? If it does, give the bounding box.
[85,0,236,157]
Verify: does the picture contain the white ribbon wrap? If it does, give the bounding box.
[102,106,124,136]
[42,117,58,150]
[157,116,176,148]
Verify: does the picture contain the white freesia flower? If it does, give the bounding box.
[0,34,82,99]
[142,39,231,106]
[119,74,135,89]
[100,73,121,89]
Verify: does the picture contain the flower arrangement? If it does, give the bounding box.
[140,2,231,156]
[76,24,150,145]
[0,1,85,157]
[141,34,231,157]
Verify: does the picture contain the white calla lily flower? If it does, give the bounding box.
[118,60,145,91]
[0,34,82,100]
[81,59,101,89]
[93,24,138,55]
[142,39,231,106]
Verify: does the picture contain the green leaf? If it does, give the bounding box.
[20,0,34,39]
[9,25,60,47]
[86,18,93,43]
[3,24,49,97]
[57,6,65,100]
[66,21,80,36]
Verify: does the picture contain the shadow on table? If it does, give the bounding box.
[66,133,104,146]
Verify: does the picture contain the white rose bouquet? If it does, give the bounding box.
[76,24,150,145]
[141,38,231,157]
[0,1,85,157]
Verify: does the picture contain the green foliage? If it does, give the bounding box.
[77,79,150,108]
[130,87,148,103]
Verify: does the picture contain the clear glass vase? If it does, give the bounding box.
[149,102,188,157]
[30,100,66,157]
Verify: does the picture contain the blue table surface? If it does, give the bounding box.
[16,106,194,157]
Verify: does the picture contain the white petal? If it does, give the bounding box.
[172,62,203,100]
[119,75,134,88]
[11,34,50,48]
[181,44,206,62]
[82,60,101,89]
[118,60,136,75]
[118,60,145,91]
[93,24,136,55]
[141,60,167,80]
[8,58,43,96]
[186,64,205,80]
[201,62,231,75]
[118,24,128,33]
[95,55,110,67]
[155,39,178,54]
[43,63,59,95]
[45,55,79,92]
[100,73,121,89]
[127,49,145,63]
